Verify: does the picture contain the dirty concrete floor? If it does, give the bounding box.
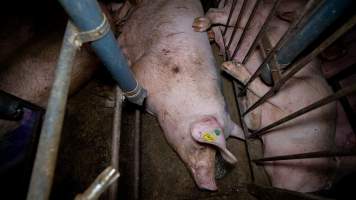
[51,72,116,200]
[52,47,270,200]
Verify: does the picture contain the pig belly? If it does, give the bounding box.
[242,29,337,193]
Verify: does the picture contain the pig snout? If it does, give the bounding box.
[183,142,218,191]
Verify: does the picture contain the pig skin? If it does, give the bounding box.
[118,0,244,191]
[0,32,99,137]
[197,0,347,193]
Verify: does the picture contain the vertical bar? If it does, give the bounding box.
[253,150,356,163]
[230,0,262,59]
[58,0,147,105]
[233,81,255,182]
[133,109,141,200]
[223,0,238,36]
[249,83,356,138]
[109,87,123,200]
[226,0,248,54]
[240,0,321,94]
[242,0,282,64]
[243,14,356,116]
[26,22,78,200]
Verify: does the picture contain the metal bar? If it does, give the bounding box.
[226,0,248,55]
[327,64,356,135]
[249,83,356,138]
[26,22,78,200]
[223,0,238,36]
[109,87,123,200]
[259,36,282,83]
[58,0,147,105]
[230,0,262,59]
[253,150,356,164]
[133,109,141,200]
[233,81,255,182]
[276,0,353,66]
[242,0,283,65]
[243,14,356,116]
[75,166,120,200]
[240,0,320,93]
[245,183,335,200]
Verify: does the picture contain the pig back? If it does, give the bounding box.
[120,0,226,121]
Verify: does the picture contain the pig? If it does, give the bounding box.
[193,0,355,193]
[117,0,245,190]
[0,31,99,137]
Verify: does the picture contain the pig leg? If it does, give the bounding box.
[221,61,265,130]
[192,0,233,32]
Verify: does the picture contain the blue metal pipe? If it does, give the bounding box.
[58,0,146,105]
[276,0,352,66]
[260,0,352,86]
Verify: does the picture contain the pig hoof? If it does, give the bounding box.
[207,30,215,41]
[192,17,211,32]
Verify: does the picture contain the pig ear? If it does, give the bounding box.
[191,126,237,164]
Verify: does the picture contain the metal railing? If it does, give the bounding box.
[219,0,356,174]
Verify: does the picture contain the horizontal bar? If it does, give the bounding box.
[26,22,78,200]
[231,0,262,59]
[243,14,356,116]
[240,0,320,94]
[245,183,334,200]
[253,150,356,164]
[226,0,248,54]
[249,83,356,138]
[223,0,238,36]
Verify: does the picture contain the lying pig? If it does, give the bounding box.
[194,0,342,192]
[0,32,99,136]
[117,0,245,190]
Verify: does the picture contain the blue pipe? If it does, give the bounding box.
[58,0,146,105]
[260,0,352,86]
[277,0,352,66]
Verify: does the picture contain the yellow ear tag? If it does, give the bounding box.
[202,132,216,142]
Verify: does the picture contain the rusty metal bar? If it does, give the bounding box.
[243,14,356,116]
[226,0,248,54]
[249,83,356,138]
[240,0,320,93]
[133,109,141,200]
[230,0,262,59]
[241,0,283,65]
[253,150,356,164]
[223,0,238,36]
[26,22,79,200]
[109,87,123,200]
